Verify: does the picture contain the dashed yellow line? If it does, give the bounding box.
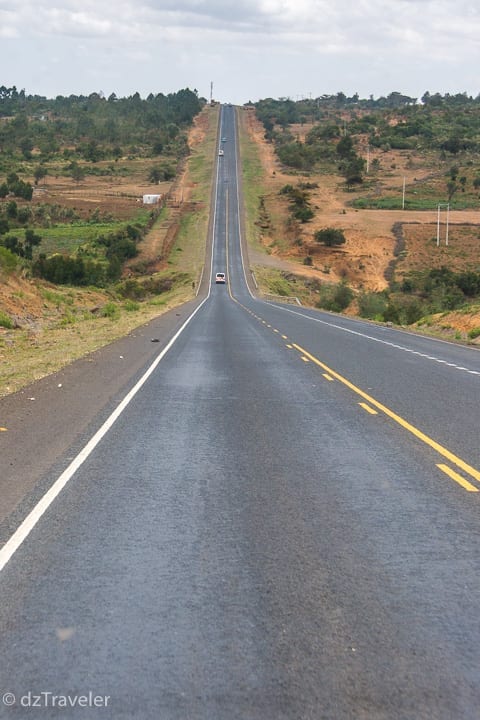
[437,464,478,493]
[359,402,378,415]
[233,299,479,494]
[293,342,480,486]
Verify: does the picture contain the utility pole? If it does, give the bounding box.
[437,203,450,246]
[210,81,213,105]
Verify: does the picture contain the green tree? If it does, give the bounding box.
[34,165,48,185]
[70,163,85,184]
[340,155,365,186]
[336,135,354,159]
[23,228,42,260]
[315,228,346,247]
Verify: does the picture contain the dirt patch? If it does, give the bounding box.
[242,109,480,292]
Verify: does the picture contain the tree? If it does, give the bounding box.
[314,228,346,247]
[336,135,354,159]
[340,155,365,186]
[148,167,162,183]
[34,165,48,185]
[23,228,42,259]
[447,180,458,202]
[70,163,85,184]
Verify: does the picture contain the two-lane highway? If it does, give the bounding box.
[1,104,480,718]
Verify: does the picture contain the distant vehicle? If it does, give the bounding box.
[215,272,226,284]
[221,137,227,142]
[218,148,224,156]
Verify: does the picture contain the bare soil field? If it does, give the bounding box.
[242,108,480,291]
[241,108,480,338]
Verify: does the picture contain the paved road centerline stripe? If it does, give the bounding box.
[293,343,480,485]
[437,464,478,492]
[359,402,378,415]
[270,305,480,377]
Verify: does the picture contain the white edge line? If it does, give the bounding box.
[232,107,255,300]
[260,303,480,376]
[0,296,208,574]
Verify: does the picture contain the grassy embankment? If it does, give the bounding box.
[237,109,311,300]
[0,106,219,397]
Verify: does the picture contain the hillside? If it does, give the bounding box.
[0,104,217,396]
[2,98,480,398]
[239,106,480,342]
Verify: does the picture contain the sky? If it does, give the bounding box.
[1,0,479,104]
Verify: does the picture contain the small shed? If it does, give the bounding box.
[142,194,161,205]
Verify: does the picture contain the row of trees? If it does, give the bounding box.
[0,87,204,162]
[255,92,480,177]
[255,91,480,130]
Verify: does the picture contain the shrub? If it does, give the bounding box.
[0,310,13,329]
[101,302,119,319]
[0,246,18,274]
[357,291,388,319]
[314,228,346,247]
[316,282,354,312]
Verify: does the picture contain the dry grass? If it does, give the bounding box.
[0,104,219,397]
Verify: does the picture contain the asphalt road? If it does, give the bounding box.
[0,104,480,719]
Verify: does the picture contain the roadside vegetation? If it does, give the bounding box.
[250,91,480,339]
[0,86,217,396]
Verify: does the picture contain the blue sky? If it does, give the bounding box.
[1,0,479,103]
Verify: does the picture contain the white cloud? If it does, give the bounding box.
[0,0,479,102]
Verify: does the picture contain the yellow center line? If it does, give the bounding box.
[293,343,480,484]
[323,374,334,382]
[437,464,478,493]
[359,402,378,415]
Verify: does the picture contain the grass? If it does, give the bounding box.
[351,196,477,210]
[238,113,267,253]
[35,209,152,255]
[0,280,194,397]
[171,104,219,283]
[0,311,13,329]
[0,106,221,398]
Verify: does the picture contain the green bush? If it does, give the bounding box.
[468,327,480,340]
[357,291,388,319]
[0,310,13,329]
[314,228,346,247]
[316,282,354,312]
[101,302,119,319]
[0,246,18,273]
